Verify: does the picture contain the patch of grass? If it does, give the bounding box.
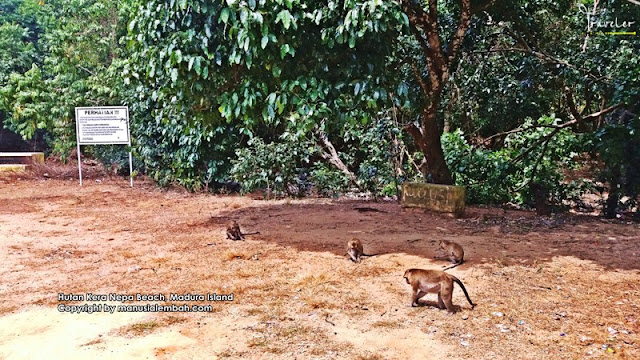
[81,338,103,346]
[247,336,269,348]
[223,251,249,261]
[371,319,402,329]
[162,315,187,326]
[355,354,387,360]
[118,321,161,337]
[0,305,18,315]
[119,250,137,259]
[217,349,249,358]
[303,298,341,310]
[245,307,265,317]
[295,274,334,288]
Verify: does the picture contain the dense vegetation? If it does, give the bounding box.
[1,0,638,217]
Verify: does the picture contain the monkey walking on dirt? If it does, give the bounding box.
[403,268,475,313]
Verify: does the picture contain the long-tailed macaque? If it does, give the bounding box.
[226,220,259,240]
[403,268,475,312]
[346,238,378,263]
[435,240,464,270]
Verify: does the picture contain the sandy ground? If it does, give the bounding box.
[0,176,638,359]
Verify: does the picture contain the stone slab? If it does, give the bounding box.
[0,152,44,164]
[401,182,466,215]
[0,164,28,172]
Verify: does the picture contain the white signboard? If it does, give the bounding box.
[75,106,133,187]
[75,106,130,145]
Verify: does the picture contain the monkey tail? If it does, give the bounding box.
[361,252,380,257]
[452,276,475,308]
[442,260,463,271]
[241,231,260,236]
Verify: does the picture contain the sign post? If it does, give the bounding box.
[75,106,133,187]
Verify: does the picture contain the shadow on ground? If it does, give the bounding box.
[213,200,640,271]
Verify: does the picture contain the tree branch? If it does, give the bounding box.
[316,123,357,184]
[75,64,95,76]
[399,0,446,78]
[446,0,471,68]
[409,62,430,100]
[481,123,558,145]
[473,45,611,83]
[403,122,423,142]
[564,86,584,124]
[510,126,565,165]
[583,102,625,122]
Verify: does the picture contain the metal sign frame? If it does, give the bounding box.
[75,106,133,187]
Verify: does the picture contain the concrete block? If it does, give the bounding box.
[401,182,466,215]
[0,164,28,172]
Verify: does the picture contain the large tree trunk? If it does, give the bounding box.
[405,109,453,184]
[398,0,472,185]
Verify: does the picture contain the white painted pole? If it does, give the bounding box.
[77,143,83,186]
[129,151,133,187]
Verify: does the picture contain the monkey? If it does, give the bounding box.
[226,220,243,240]
[346,238,379,263]
[225,220,259,241]
[434,240,464,270]
[403,268,475,313]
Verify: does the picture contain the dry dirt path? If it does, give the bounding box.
[0,178,638,359]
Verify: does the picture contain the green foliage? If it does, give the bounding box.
[0,23,36,84]
[443,129,512,204]
[594,113,640,218]
[230,113,404,197]
[231,136,314,197]
[133,112,237,190]
[309,163,350,197]
[0,64,51,140]
[446,0,640,139]
[124,0,408,188]
[347,115,401,196]
[0,0,636,218]
[0,0,125,158]
[443,116,589,207]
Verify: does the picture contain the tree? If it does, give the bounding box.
[124,0,408,189]
[0,0,125,157]
[440,0,640,215]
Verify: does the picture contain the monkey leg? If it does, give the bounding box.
[437,293,445,309]
[412,290,428,307]
[440,284,456,313]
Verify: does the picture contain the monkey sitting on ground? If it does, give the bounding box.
[434,240,464,270]
[225,220,259,241]
[346,238,379,263]
[403,268,475,313]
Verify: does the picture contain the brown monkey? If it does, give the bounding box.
[403,268,475,312]
[435,240,464,270]
[346,238,378,263]
[226,220,259,241]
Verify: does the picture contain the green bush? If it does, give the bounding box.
[442,115,591,208]
[309,163,350,197]
[231,136,315,197]
[594,114,640,218]
[442,129,513,204]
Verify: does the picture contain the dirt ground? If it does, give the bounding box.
[0,174,638,359]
